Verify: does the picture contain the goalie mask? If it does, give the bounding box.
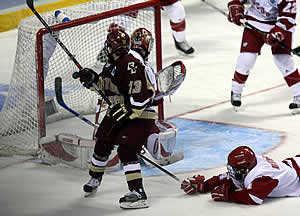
[104,30,130,61]
[131,28,153,60]
[227,146,257,181]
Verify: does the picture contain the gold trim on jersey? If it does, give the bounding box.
[125,172,142,182]
[89,164,105,173]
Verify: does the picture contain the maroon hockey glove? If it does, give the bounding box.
[181,175,206,195]
[227,0,244,26]
[108,102,132,126]
[264,26,286,46]
[211,183,230,201]
[77,68,99,88]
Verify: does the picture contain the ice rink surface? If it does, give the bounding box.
[1,0,300,215]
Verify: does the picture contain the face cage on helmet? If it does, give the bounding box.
[132,33,154,55]
[227,164,249,181]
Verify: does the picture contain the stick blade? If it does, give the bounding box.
[293,46,300,57]
[55,77,64,104]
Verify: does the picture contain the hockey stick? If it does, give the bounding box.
[137,153,180,182]
[201,0,227,16]
[239,19,300,56]
[55,76,180,182]
[26,0,110,105]
[200,0,300,56]
[27,0,186,102]
[55,77,98,129]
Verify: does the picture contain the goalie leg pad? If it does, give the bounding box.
[146,121,178,160]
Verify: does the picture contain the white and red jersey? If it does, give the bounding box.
[237,0,297,32]
[229,155,300,204]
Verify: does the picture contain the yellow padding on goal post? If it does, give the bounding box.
[0,0,94,32]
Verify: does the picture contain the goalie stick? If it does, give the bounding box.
[55,77,180,182]
[200,0,300,57]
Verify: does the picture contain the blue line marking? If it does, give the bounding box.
[139,118,281,176]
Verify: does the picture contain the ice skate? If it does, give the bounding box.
[83,177,101,197]
[173,36,194,55]
[289,95,300,115]
[231,91,242,112]
[119,189,148,209]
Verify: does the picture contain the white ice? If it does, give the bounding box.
[1,0,300,215]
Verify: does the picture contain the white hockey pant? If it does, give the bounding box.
[232,52,257,94]
[163,1,186,42]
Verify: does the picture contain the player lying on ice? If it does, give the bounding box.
[181,146,300,204]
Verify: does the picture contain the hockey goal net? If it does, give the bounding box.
[0,0,162,156]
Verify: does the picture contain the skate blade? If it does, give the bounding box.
[84,189,97,197]
[120,200,149,209]
[291,108,300,115]
[233,106,243,112]
[176,50,195,57]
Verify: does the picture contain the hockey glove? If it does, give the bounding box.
[211,183,231,201]
[181,175,206,195]
[77,68,99,88]
[264,26,286,46]
[108,102,132,126]
[227,0,244,26]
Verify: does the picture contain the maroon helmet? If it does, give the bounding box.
[227,146,257,180]
[131,28,153,59]
[104,30,130,57]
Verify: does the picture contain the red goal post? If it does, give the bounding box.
[0,0,163,156]
[36,0,163,140]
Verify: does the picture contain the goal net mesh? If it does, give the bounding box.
[0,0,161,156]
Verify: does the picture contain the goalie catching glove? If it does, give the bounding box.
[181,175,206,195]
[76,68,99,88]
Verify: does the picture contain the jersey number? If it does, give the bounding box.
[283,2,297,14]
[128,80,142,94]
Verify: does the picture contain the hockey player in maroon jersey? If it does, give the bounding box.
[76,30,159,209]
[227,0,300,113]
[181,146,300,205]
[92,28,181,169]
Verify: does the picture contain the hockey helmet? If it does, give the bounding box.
[227,146,257,180]
[131,28,153,59]
[104,30,130,57]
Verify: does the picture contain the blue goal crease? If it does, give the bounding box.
[139,118,282,177]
